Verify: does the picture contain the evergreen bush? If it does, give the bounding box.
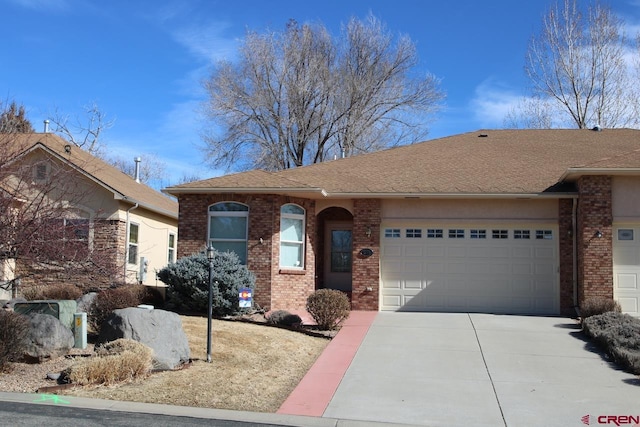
[583,312,640,374]
[306,289,350,330]
[157,250,255,316]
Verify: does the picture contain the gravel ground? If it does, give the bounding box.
[0,345,94,393]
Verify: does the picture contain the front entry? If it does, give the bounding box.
[324,222,353,292]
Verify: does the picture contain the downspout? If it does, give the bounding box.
[124,203,139,282]
[572,197,578,314]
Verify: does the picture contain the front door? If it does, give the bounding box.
[324,222,353,291]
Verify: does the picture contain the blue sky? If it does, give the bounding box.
[2,0,640,189]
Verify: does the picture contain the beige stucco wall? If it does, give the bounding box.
[612,176,640,222]
[122,205,177,287]
[381,198,559,224]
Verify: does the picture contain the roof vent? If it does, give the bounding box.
[43,120,50,133]
[478,133,488,138]
[592,124,602,131]
[134,157,142,183]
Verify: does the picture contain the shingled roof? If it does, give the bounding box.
[10,133,178,218]
[165,129,640,198]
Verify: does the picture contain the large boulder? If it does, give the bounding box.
[98,307,190,370]
[23,313,74,362]
[76,292,97,313]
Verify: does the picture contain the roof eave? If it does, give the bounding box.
[163,186,328,198]
[559,167,640,182]
[322,191,577,199]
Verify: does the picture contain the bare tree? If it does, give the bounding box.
[522,0,637,129]
[108,154,167,185]
[48,102,115,157]
[203,15,444,171]
[0,131,124,291]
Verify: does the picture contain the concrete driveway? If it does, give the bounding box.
[323,313,640,427]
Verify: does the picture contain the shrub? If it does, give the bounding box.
[0,311,29,371]
[267,310,302,327]
[306,289,351,331]
[88,285,147,334]
[21,283,83,301]
[67,338,153,385]
[580,297,621,321]
[157,250,255,316]
[583,312,640,374]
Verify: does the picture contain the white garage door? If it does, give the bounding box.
[613,226,640,317]
[380,224,559,314]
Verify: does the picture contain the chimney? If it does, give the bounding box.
[134,157,141,183]
[43,120,50,133]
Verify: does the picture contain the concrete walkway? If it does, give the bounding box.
[318,312,640,427]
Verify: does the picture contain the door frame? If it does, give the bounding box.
[324,221,353,292]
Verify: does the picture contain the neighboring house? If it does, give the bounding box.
[1,132,178,293]
[165,129,640,317]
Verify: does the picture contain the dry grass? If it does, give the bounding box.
[60,316,329,413]
[67,339,153,386]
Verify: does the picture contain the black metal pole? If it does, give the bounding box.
[206,257,213,363]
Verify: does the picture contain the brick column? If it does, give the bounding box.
[558,198,575,315]
[576,176,613,304]
[351,199,381,311]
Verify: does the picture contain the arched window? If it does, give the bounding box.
[208,202,249,264]
[280,204,305,268]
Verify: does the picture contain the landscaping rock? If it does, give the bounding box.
[76,292,97,313]
[23,313,74,362]
[98,307,190,370]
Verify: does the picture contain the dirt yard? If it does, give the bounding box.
[0,315,330,413]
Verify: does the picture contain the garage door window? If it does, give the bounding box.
[492,229,509,239]
[449,229,465,238]
[406,229,422,238]
[385,229,401,238]
[514,230,530,239]
[618,229,634,241]
[427,229,443,238]
[470,229,486,239]
[536,230,553,240]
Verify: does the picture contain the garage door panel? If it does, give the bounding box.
[616,273,637,289]
[381,224,559,314]
[613,226,640,317]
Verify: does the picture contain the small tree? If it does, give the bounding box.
[157,250,255,315]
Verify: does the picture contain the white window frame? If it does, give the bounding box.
[406,229,422,238]
[168,232,176,263]
[492,229,509,239]
[208,202,249,264]
[470,229,486,239]
[385,228,401,238]
[280,204,305,269]
[128,222,139,265]
[427,229,443,238]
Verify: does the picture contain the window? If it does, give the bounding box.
[280,204,305,268]
[427,229,443,238]
[128,223,139,264]
[470,229,486,239]
[33,162,50,182]
[406,229,422,238]
[492,229,508,239]
[168,232,176,263]
[514,230,530,239]
[536,230,553,240]
[449,229,465,239]
[209,202,248,264]
[618,229,634,241]
[385,229,401,238]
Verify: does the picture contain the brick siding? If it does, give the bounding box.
[576,176,613,304]
[351,199,381,310]
[558,198,575,315]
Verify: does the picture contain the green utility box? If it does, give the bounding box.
[14,300,78,329]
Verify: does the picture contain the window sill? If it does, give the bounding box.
[279,269,306,275]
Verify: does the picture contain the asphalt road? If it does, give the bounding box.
[0,400,286,427]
